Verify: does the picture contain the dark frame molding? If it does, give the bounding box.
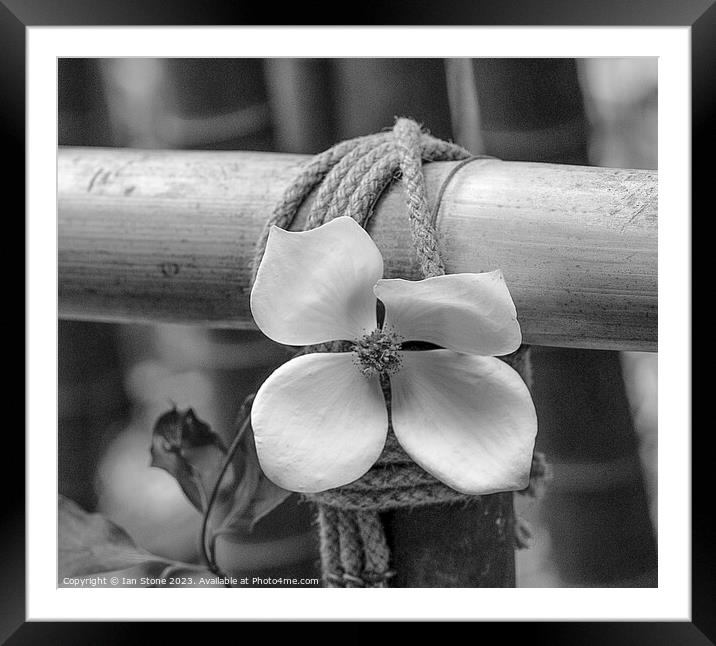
[8,0,705,641]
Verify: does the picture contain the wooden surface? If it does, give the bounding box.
[59,147,657,351]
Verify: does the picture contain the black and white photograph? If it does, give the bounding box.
[11,8,704,636]
[56,56,658,590]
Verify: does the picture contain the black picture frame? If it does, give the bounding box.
[8,0,705,640]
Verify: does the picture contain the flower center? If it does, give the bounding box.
[351,328,403,377]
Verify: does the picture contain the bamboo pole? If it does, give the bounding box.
[58,146,657,352]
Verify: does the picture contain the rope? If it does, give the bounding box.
[392,118,447,277]
[250,122,472,282]
[251,118,539,587]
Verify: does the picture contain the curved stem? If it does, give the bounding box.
[200,412,252,582]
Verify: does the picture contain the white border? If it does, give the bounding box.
[28,26,691,620]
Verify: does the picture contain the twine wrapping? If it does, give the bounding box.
[251,118,535,587]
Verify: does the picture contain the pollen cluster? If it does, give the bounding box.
[351,328,403,377]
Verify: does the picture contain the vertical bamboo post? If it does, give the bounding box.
[263,59,337,154]
[444,58,485,155]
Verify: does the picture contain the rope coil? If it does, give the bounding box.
[252,118,534,587]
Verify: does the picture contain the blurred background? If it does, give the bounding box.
[58,57,658,586]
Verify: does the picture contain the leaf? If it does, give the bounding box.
[177,408,227,452]
[216,422,291,534]
[153,406,226,453]
[59,495,170,578]
[150,432,207,511]
[150,407,227,511]
[150,400,290,537]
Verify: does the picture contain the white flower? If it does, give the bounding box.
[250,216,537,495]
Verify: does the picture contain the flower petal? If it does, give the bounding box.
[251,352,388,493]
[375,271,521,356]
[251,217,383,346]
[390,350,537,494]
